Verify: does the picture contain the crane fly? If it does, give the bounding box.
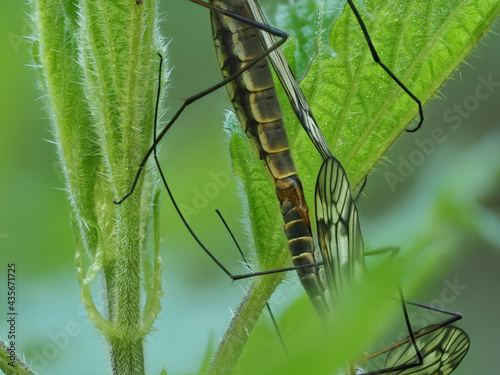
[115,0,424,311]
[116,0,466,373]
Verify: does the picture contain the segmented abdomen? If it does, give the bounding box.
[211,0,328,315]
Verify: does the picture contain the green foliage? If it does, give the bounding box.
[212,0,500,373]
[29,0,165,374]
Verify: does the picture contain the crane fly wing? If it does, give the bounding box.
[244,0,333,160]
[314,157,364,307]
[384,326,470,375]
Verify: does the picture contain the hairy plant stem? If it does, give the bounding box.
[30,0,164,373]
[207,264,287,375]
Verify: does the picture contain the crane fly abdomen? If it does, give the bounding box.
[211,0,329,315]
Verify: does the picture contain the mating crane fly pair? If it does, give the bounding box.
[115,0,470,373]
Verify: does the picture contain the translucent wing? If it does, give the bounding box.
[384,326,470,375]
[314,157,364,307]
[244,0,333,160]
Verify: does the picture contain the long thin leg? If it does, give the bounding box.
[360,247,462,374]
[359,325,469,374]
[153,147,321,279]
[359,246,422,374]
[365,246,464,330]
[140,54,322,280]
[346,0,424,133]
[113,2,288,205]
[137,54,288,279]
[150,59,295,354]
[361,287,422,375]
[357,289,463,374]
[360,307,463,366]
[116,0,425,205]
[114,3,325,280]
[148,58,303,343]
[215,209,289,357]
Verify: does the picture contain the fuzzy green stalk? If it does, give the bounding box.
[30,0,164,373]
[0,340,35,375]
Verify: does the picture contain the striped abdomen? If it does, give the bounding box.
[211,0,328,315]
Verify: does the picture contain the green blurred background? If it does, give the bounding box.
[1,1,499,374]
